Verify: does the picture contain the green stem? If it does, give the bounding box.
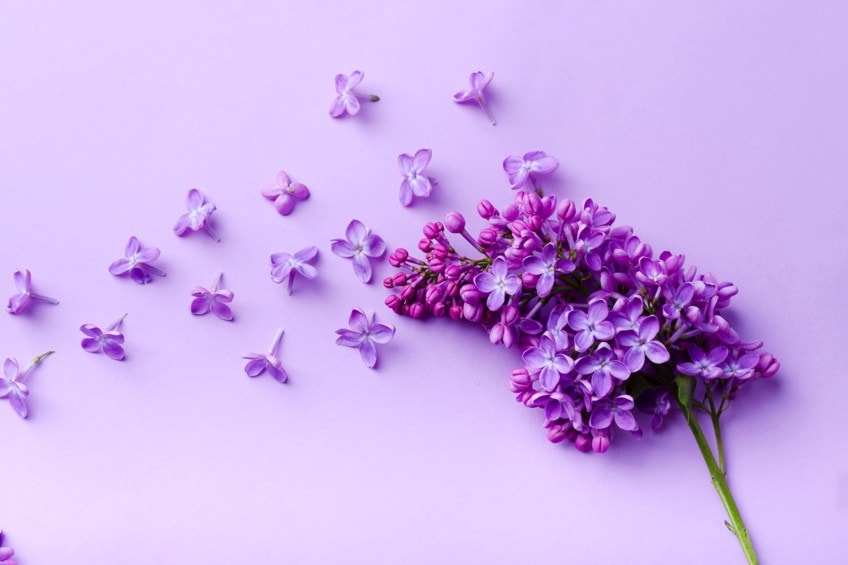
[711,411,726,475]
[679,399,758,564]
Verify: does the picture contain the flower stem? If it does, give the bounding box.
[32,350,55,365]
[680,400,758,564]
[268,328,284,356]
[108,313,128,331]
[711,411,726,474]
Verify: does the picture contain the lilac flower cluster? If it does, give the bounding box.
[385,190,778,453]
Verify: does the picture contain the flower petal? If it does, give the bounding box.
[244,358,268,377]
[125,236,140,257]
[352,253,372,283]
[191,297,211,315]
[336,329,365,347]
[294,246,318,262]
[645,341,670,364]
[274,194,295,216]
[344,94,361,116]
[398,154,414,176]
[9,389,28,418]
[413,148,432,171]
[4,358,19,380]
[368,323,395,344]
[103,340,125,360]
[345,220,367,245]
[186,188,204,210]
[349,309,369,333]
[359,340,377,368]
[362,233,385,257]
[109,258,131,276]
[13,269,31,293]
[173,214,191,236]
[330,240,356,258]
[329,95,346,117]
[81,337,102,352]
[211,300,234,321]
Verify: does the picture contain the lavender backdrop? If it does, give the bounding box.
[1,1,846,563]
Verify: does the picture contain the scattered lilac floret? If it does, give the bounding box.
[331,220,386,283]
[6,269,59,315]
[335,308,395,369]
[109,237,165,284]
[0,529,15,563]
[329,71,379,118]
[191,273,234,321]
[398,149,436,207]
[80,314,127,361]
[261,171,310,216]
[270,246,318,295]
[503,151,559,191]
[1,351,53,419]
[242,328,288,382]
[174,188,219,241]
[453,71,496,125]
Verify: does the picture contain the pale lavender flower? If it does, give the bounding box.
[575,344,631,397]
[522,334,574,391]
[270,246,318,294]
[610,296,644,333]
[6,269,59,315]
[503,151,559,191]
[191,273,234,321]
[722,353,760,380]
[474,257,521,311]
[80,314,127,361]
[242,328,288,383]
[329,71,379,118]
[531,389,575,421]
[568,299,615,352]
[589,395,639,432]
[261,171,310,216]
[1,351,53,419]
[619,316,670,372]
[108,237,165,284]
[174,188,219,241]
[522,243,574,297]
[677,345,729,380]
[453,71,496,125]
[331,220,386,283]
[398,148,435,207]
[0,530,15,563]
[335,308,395,369]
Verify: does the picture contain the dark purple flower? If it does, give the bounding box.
[637,389,672,430]
[261,170,310,216]
[662,282,695,320]
[331,220,386,283]
[242,328,288,383]
[503,151,559,191]
[575,344,631,396]
[108,237,165,284]
[635,257,667,287]
[474,257,521,311]
[6,269,59,315]
[453,71,496,125]
[1,351,53,419]
[335,309,395,369]
[610,296,644,333]
[80,314,127,361]
[0,529,15,563]
[677,345,729,380]
[174,188,219,241]
[329,71,379,118]
[568,299,615,352]
[589,395,639,432]
[619,316,670,372]
[398,149,435,207]
[271,246,318,295]
[191,273,234,321]
[522,334,574,391]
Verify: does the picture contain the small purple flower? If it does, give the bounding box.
[635,257,667,287]
[329,71,379,118]
[6,269,59,315]
[610,296,644,333]
[191,273,234,321]
[522,334,574,391]
[0,529,15,563]
[242,328,288,383]
[589,394,639,432]
[637,389,671,430]
[474,257,521,311]
[677,345,729,380]
[575,344,631,397]
[568,299,615,352]
[80,314,127,361]
[503,151,559,191]
[271,246,318,295]
[618,316,671,372]
[174,188,219,241]
[531,389,575,422]
[662,282,695,320]
[1,351,53,419]
[522,243,575,297]
[722,353,760,380]
[398,148,435,207]
[335,309,395,369]
[453,71,496,125]
[331,220,386,283]
[109,236,165,284]
[261,170,310,216]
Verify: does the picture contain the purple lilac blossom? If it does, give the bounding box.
[329,71,379,118]
[398,149,435,207]
[174,188,219,241]
[331,220,385,283]
[191,273,234,321]
[0,530,15,563]
[385,190,778,453]
[109,237,165,284]
[453,71,496,125]
[261,171,310,216]
[503,151,559,191]
[335,308,395,369]
[242,328,288,383]
[6,269,59,315]
[270,246,318,295]
[80,314,127,360]
[1,351,53,419]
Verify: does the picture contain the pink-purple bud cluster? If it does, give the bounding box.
[385,190,778,453]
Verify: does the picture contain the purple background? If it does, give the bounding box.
[1,1,846,563]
